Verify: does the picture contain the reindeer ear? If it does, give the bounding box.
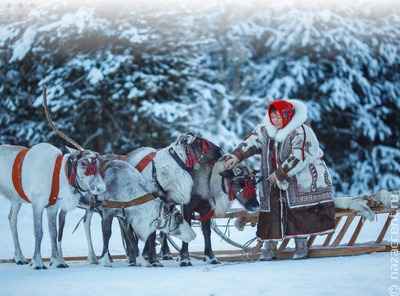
[177,132,195,145]
[219,169,235,178]
[65,146,80,158]
[232,166,243,176]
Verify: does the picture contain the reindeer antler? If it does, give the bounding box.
[42,85,84,152]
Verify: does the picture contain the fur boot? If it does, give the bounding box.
[259,241,278,261]
[293,237,308,260]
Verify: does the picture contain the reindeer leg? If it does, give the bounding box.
[198,201,219,264]
[100,212,113,267]
[201,218,219,264]
[47,205,68,268]
[8,202,28,265]
[121,222,140,266]
[117,218,130,258]
[146,231,163,267]
[160,232,173,260]
[31,203,46,269]
[57,209,66,260]
[179,204,192,267]
[83,210,98,264]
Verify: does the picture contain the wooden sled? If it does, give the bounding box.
[205,204,399,261]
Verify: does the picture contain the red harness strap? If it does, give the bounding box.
[46,155,63,207]
[12,148,31,203]
[192,209,215,222]
[12,148,63,207]
[135,152,156,173]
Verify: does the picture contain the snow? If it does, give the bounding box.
[0,197,398,296]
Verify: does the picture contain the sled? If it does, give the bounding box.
[204,203,399,261]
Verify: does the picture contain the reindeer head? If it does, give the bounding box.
[219,164,260,213]
[175,132,223,170]
[65,147,106,195]
[154,201,196,243]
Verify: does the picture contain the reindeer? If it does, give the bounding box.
[89,159,197,267]
[0,86,106,269]
[143,156,260,267]
[124,135,224,266]
[57,132,223,266]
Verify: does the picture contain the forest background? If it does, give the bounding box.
[1,0,399,196]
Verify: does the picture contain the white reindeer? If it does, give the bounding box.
[0,86,106,269]
[93,159,196,267]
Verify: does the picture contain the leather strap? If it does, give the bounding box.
[46,155,63,207]
[135,152,156,172]
[102,193,155,208]
[12,148,31,203]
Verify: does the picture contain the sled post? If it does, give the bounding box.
[251,241,263,256]
[348,217,365,246]
[376,209,397,244]
[323,216,342,246]
[307,235,317,248]
[278,238,290,252]
[332,214,355,247]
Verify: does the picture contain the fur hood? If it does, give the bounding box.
[261,99,308,142]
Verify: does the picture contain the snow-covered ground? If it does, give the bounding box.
[0,198,398,296]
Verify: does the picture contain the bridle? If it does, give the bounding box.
[168,136,220,172]
[151,202,183,232]
[66,155,102,194]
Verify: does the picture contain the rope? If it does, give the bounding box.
[241,236,258,261]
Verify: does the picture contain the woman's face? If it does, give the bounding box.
[270,110,284,129]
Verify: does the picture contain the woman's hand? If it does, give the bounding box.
[266,172,277,184]
[223,154,239,169]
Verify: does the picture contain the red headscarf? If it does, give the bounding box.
[268,100,295,128]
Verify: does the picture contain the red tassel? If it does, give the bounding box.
[85,159,99,176]
[185,144,197,168]
[69,162,77,186]
[200,138,212,154]
[228,180,235,201]
[244,178,256,199]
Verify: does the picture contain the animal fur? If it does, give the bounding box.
[334,189,399,221]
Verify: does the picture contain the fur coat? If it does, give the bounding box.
[231,99,335,240]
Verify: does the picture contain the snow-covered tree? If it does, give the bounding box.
[1,0,399,195]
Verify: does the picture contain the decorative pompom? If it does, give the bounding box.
[228,180,235,201]
[85,159,99,176]
[69,162,77,186]
[201,138,212,154]
[185,144,197,168]
[244,178,257,199]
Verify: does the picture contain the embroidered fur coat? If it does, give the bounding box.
[231,99,335,240]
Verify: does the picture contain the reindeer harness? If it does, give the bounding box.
[12,148,63,207]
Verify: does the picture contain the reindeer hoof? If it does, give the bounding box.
[210,259,220,265]
[179,261,193,267]
[162,254,174,260]
[33,265,47,270]
[56,263,69,268]
[151,262,164,267]
[16,260,29,265]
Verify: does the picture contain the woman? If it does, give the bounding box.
[224,99,335,260]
